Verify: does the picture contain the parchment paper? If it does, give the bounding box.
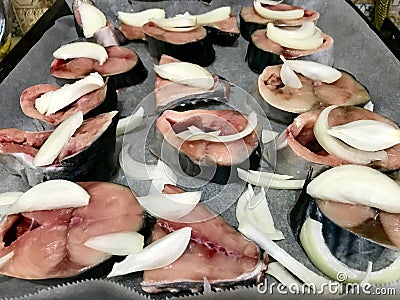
[0,0,399,299]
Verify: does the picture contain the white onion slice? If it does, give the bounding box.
[267,23,323,50]
[254,0,304,20]
[176,112,257,143]
[150,15,197,32]
[118,9,166,27]
[280,63,302,88]
[154,62,214,89]
[280,55,342,84]
[7,180,90,215]
[266,262,302,288]
[327,120,400,152]
[137,190,201,220]
[84,232,144,255]
[314,105,388,164]
[196,7,231,25]
[0,192,23,206]
[107,227,192,277]
[53,42,108,65]
[35,72,104,116]
[274,22,317,39]
[0,252,14,268]
[258,0,283,5]
[262,129,278,144]
[238,168,305,190]
[307,165,400,213]
[300,217,400,284]
[119,145,177,183]
[33,111,83,167]
[237,185,284,240]
[116,107,144,137]
[78,2,106,38]
[238,222,331,292]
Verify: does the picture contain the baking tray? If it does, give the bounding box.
[0,0,399,299]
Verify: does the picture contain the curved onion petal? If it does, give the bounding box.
[280,63,302,88]
[154,62,214,89]
[0,252,14,268]
[267,262,303,288]
[258,0,283,5]
[196,7,231,25]
[176,112,257,143]
[150,15,197,31]
[254,0,304,20]
[274,22,317,39]
[53,42,108,65]
[0,192,23,206]
[118,9,166,27]
[116,107,144,137]
[7,180,90,215]
[35,72,104,116]
[78,2,106,38]
[237,185,284,240]
[238,168,305,190]
[307,165,400,213]
[280,55,342,84]
[84,232,144,255]
[313,105,388,164]
[267,23,323,50]
[34,111,84,167]
[327,120,400,152]
[119,145,177,183]
[300,218,400,284]
[107,227,192,277]
[137,190,201,220]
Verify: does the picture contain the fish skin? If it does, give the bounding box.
[0,182,144,279]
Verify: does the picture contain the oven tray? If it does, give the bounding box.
[0,0,399,299]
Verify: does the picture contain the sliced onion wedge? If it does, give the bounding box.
[0,252,14,268]
[238,168,305,190]
[254,0,304,20]
[314,105,388,164]
[0,192,23,206]
[35,72,104,116]
[107,227,192,277]
[119,145,177,183]
[280,63,302,88]
[176,112,257,142]
[33,111,83,167]
[137,190,201,220]
[262,129,278,144]
[118,9,166,27]
[327,120,400,152]
[150,15,197,32]
[300,217,400,284]
[267,262,302,288]
[237,185,284,240]
[280,55,342,84]
[116,107,144,137]
[53,42,108,65]
[84,232,144,255]
[258,0,283,5]
[154,62,214,89]
[307,165,400,213]
[267,23,323,50]
[33,111,83,166]
[7,180,90,215]
[78,2,106,38]
[196,7,231,25]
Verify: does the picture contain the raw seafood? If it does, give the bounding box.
[141,185,267,293]
[0,181,144,279]
[0,111,118,186]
